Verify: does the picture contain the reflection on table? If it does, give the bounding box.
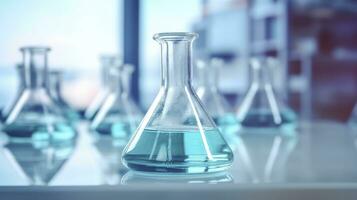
[0,121,356,186]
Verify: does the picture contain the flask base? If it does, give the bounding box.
[93,120,134,139]
[122,128,233,174]
[123,158,232,174]
[1,122,77,143]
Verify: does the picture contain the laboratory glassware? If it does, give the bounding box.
[84,55,122,120]
[122,32,233,174]
[5,140,75,185]
[1,64,25,121]
[49,70,80,122]
[90,64,142,139]
[1,46,76,142]
[349,103,357,127]
[195,58,239,138]
[121,171,233,184]
[236,57,296,130]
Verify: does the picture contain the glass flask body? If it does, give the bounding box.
[1,64,25,121]
[236,57,296,130]
[1,47,76,142]
[90,64,143,140]
[84,55,121,120]
[122,32,233,174]
[49,70,80,122]
[195,59,239,139]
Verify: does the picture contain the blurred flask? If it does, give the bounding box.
[1,64,25,121]
[84,55,121,120]
[195,58,239,140]
[349,103,357,128]
[49,70,80,122]
[236,57,296,131]
[4,140,75,185]
[1,46,76,142]
[90,64,142,140]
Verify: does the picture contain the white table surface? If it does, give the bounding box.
[0,120,357,200]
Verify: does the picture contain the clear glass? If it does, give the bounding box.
[49,70,80,122]
[121,171,233,184]
[4,140,75,185]
[349,102,357,128]
[122,32,233,174]
[236,57,296,130]
[1,47,76,142]
[90,64,143,140]
[1,63,25,121]
[84,55,122,120]
[195,58,240,139]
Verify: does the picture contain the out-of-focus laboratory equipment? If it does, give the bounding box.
[84,55,121,120]
[1,47,76,142]
[195,58,239,138]
[90,64,142,139]
[49,70,80,122]
[236,57,296,130]
[4,140,75,185]
[1,64,25,121]
[349,103,357,127]
[122,32,233,174]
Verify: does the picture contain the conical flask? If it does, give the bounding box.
[49,70,80,122]
[90,63,143,139]
[4,140,75,185]
[236,57,296,130]
[122,32,233,174]
[195,58,239,138]
[1,46,76,142]
[349,102,357,128]
[84,55,122,120]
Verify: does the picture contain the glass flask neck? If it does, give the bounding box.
[100,55,122,86]
[108,67,123,94]
[21,47,51,89]
[49,71,63,99]
[196,59,220,91]
[121,64,135,97]
[156,33,197,88]
[250,58,271,86]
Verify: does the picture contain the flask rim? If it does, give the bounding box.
[153,32,198,41]
[20,46,51,52]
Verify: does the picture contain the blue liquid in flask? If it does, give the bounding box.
[2,114,76,142]
[94,117,139,139]
[240,110,296,130]
[213,114,240,136]
[122,128,233,174]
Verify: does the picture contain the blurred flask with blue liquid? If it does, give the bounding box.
[1,46,76,142]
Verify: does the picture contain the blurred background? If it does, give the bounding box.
[0,0,356,122]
